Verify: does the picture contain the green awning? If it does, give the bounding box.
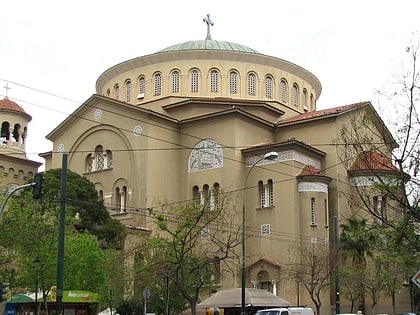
[9,294,33,303]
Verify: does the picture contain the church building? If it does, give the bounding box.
[40,17,408,315]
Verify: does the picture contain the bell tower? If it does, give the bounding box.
[0,92,42,189]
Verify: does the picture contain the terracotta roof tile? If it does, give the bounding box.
[277,102,367,126]
[349,151,397,172]
[297,165,330,180]
[0,97,26,113]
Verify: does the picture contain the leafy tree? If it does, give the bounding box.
[43,169,125,249]
[0,168,125,306]
[340,217,379,314]
[139,197,241,315]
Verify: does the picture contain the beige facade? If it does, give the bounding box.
[0,97,42,191]
[41,38,408,315]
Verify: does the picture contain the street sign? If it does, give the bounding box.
[411,270,420,288]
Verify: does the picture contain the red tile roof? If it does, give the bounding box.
[297,165,331,181]
[277,102,366,126]
[349,151,397,172]
[0,97,26,113]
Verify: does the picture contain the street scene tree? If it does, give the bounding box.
[0,168,125,310]
[338,37,420,314]
[136,194,241,315]
[286,243,332,315]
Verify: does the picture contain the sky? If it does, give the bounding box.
[1,0,420,166]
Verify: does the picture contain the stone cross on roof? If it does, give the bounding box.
[203,14,214,40]
[3,82,10,98]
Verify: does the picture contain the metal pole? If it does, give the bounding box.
[241,152,278,315]
[56,153,68,315]
[333,216,340,315]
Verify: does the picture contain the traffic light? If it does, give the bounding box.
[32,172,44,199]
[0,283,9,302]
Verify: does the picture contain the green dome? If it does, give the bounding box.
[158,40,260,54]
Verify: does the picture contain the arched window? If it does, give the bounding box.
[259,179,274,208]
[106,89,110,97]
[138,76,146,97]
[310,94,314,108]
[114,84,120,100]
[292,84,299,107]
[324,199,329,227]
[95,145,104,171]
[172,70,180,93]
[120,186,127,212]
[229,71,238,94]
[193,185,200,206]
[302,89,308,111]
[191,69,199,93]
[247,73,256,96]
[373,195,387,226]
[210,69,219,93]
[265,76,273,99]
[106,149,113,168]
[202,184,210,210]
[280,79,288,102]
[154,73,162,96]
[12,123,21,142]
[115,187,121,211]
[125,80,131,102]
[311,197,316,225]
[86,154,93,172]
[211,183,221,210]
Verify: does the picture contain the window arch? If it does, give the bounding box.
[210,69,219,93]
[86,145,113,172]
[96,145,105,171]
[193,185,200,206]
[292,83,299,107]
[247,72,256,96]
[280,79,288,102]
[106,89,110,97]
[302,89,308,111]
[125,80,131,102]
[265,76,273,99]
[259,179,274,208]
[171,70,180,93]
[86,154,93,172]
[114,185,128,212]
[229,71,238,94]
[190,69,199,93]
[154,73,162,96]
[211,182,221,210]
[138,76,146,97]
[311,197,316,225]
[310,94,314,109]
[114,84,120,100]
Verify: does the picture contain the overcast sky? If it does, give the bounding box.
[1,0,420,166]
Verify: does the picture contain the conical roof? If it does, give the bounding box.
[0,97,26,113]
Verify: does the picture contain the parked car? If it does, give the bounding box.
[255,307,315,315]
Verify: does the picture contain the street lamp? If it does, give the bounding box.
[33,257,40,315]
[241,151,278,315]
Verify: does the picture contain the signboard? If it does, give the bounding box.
[411,270,420,288]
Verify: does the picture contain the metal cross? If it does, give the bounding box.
[3,83,10,97]
[203,14,214,40]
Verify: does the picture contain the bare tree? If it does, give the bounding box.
[286,242,332,315]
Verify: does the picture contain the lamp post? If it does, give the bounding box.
[241,151,278,315]
[33,257,40,315]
